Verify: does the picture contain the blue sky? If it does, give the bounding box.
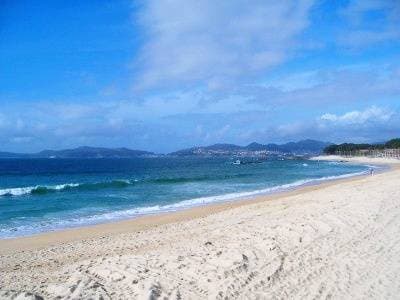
[1,0,399,153]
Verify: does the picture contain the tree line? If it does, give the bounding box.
[323,138,400,155]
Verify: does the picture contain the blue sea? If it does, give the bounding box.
[0,157,370,239]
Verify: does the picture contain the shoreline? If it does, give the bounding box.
[2,156,400,298]
[0,167,369,240]
[0,156,394,253]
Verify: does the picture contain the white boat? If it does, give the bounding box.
[232,159,242,165]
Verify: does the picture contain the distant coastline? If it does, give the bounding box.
[0,139,330,159]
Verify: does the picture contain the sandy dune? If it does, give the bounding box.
[1,158,400,299]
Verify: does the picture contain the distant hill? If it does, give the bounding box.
[170,139,331,156]
[0,146,155,159]
[278,140,332,154]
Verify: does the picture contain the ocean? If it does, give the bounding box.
[0,157,370,238]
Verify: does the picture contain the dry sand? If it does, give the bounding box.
[1,156,400,299]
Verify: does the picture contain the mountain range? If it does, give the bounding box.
[0,140,331,159]
[170,139,331,156]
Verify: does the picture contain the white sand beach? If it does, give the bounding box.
[1,156,400,299]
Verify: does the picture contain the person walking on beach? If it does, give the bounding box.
[370,168,374,176]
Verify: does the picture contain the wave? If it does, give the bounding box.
[0,166,367,198]
[0,174,253,197]
[0,180,134,197]
[148,173,249,184]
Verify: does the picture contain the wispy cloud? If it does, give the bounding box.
[134,0,314,90]
[338,0,400,48]
[246,65,400,106]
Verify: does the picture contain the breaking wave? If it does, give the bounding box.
[0,180,134,197]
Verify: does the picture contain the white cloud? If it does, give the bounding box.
[134,0,314,89]
[320,106,394,125]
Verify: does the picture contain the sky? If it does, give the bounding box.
[1,0,399,153]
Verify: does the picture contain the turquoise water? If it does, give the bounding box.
[0,157,369,238]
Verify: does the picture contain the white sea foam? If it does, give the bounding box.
[53,183,81,189]
[0,186,36,196]
[0,183,80,197]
